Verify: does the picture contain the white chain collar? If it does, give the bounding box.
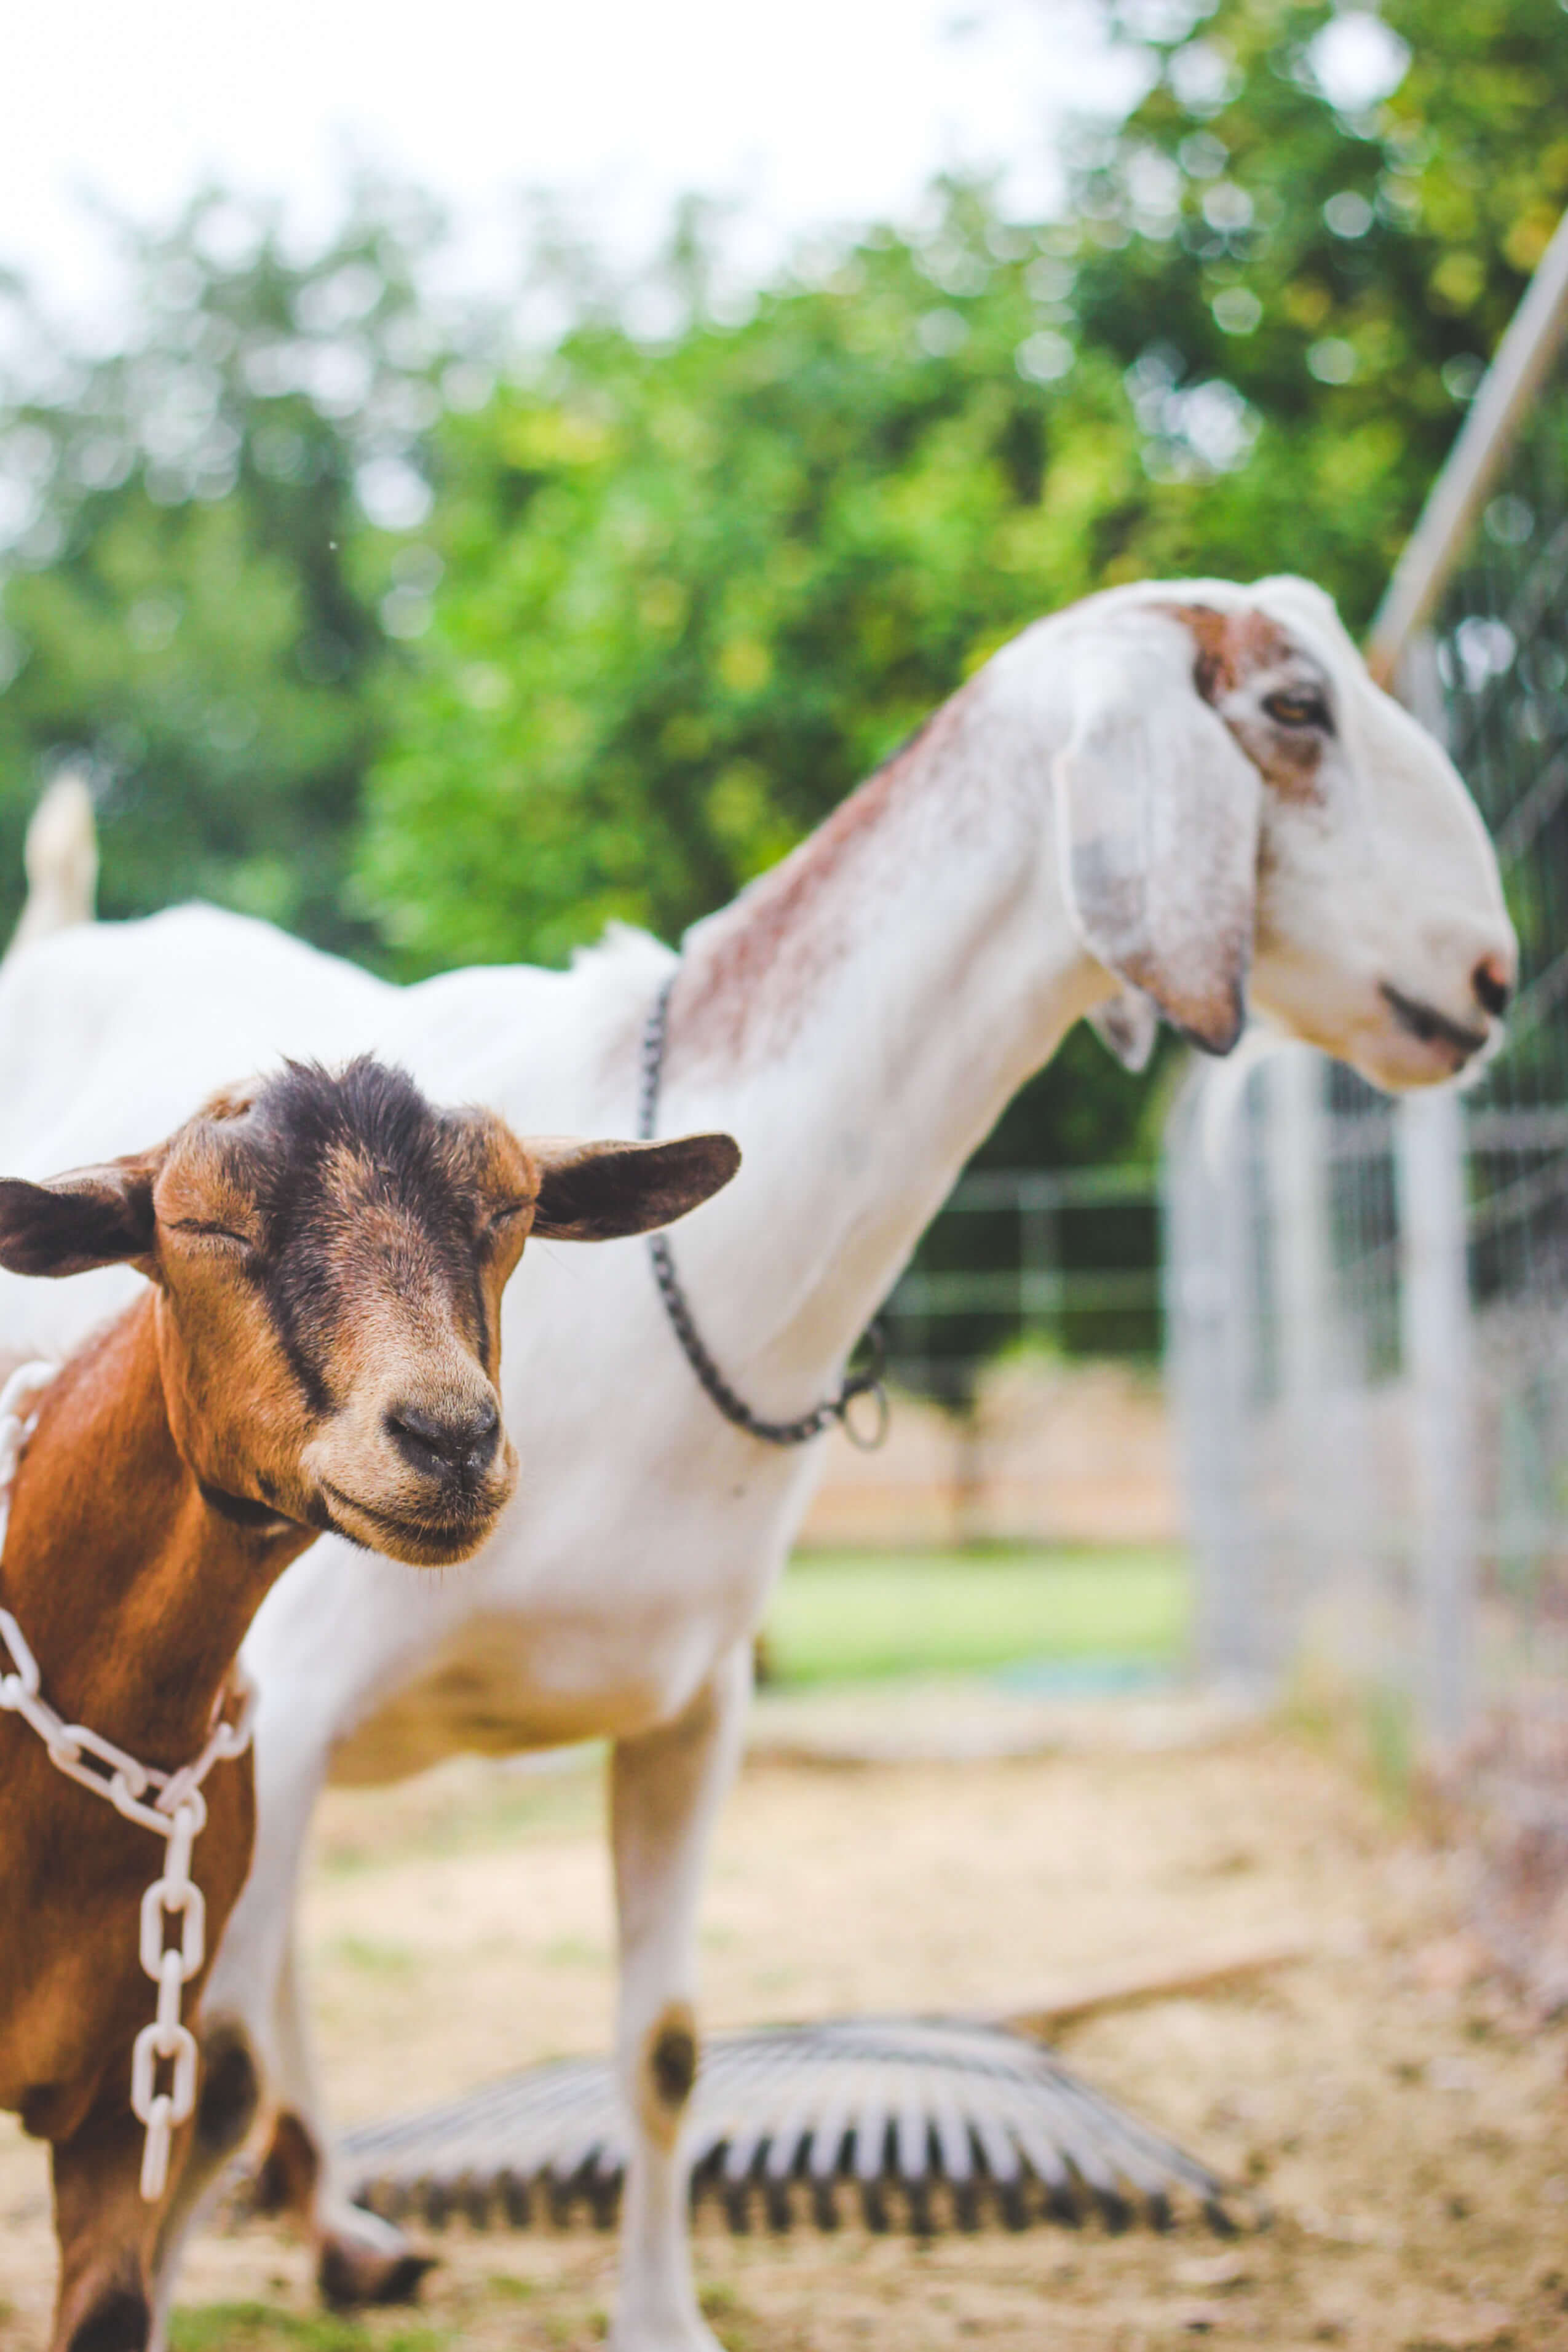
[0,1361,256,2201]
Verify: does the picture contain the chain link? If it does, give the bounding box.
[0,1361,254,2202]
[637,974,890,1450]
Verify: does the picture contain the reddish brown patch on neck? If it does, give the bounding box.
[1159,603,1294,705]
[674,692,971,1069]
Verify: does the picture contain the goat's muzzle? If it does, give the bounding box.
[384,1396,503,1487]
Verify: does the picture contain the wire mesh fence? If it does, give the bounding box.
[879,1165,1162,1406]
[1163,213,1568,1995]
[803,1165,1166,1554]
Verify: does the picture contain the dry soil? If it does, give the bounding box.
[1,1701,1566,2351]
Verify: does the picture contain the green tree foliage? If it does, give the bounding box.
[1064,0,1568,615]
[358,209,1129,978]
[0,187,464,945]
[2,0,1566,1181]
[359,0,1568,1009]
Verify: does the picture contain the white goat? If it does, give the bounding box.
[0,579,1515,2351]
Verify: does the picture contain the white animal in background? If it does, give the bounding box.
[0,578,1516,2352]
[10,768,97,951]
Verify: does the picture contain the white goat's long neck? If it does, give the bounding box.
[667,651,1104,1400]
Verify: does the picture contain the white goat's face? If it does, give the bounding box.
[1043,576,1516,1091]
[1212,578,1515,1088]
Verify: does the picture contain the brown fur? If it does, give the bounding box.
[0,1061,738,2350]
[1162,603,1328,805]
[638,2002,700,2150]
[0,1297,291,2351]
[1164,602,1291,702]
[250,2107,322,2216]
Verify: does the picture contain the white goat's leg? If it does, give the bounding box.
[186,1683,432,2310]
[609,1639,753,2352]
[263,1927,437,2306]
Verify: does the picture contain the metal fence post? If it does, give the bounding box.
[1165,1068,1264,1689]
[1396,1087,1475,1751]
[1264,1050,1330,1631]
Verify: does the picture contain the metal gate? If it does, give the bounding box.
[1164,207,1568,1858]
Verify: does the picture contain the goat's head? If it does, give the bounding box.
[1014,576,1517,1089]
[0,1059,740,1566]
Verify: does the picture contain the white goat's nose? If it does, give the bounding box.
[1472,951,1513,1020]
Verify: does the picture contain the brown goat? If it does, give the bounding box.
[0,1058,738,2352]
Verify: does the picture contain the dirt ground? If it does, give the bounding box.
[3,1697,1567,2351]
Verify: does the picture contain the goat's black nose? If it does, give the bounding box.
[386,1396,502,1483]
[1473,956,1512,1019]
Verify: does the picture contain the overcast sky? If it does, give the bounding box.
[3,0,1140,330]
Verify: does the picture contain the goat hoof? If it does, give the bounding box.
[66,2289,151,2352]
[250,2110,319,2217]
[318,2235,437,2311]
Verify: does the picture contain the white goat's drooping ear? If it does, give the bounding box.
[1087,984,1160,1072]
[529,1132,742,1242]
[1055,612,1261,1055]
[0,1154,161,1278]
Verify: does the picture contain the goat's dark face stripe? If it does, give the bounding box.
[143,1056,534,1562]
[215,1059,518,1414]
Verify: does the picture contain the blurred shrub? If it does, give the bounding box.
[0,0,1562,1198]
[0,183,462,947]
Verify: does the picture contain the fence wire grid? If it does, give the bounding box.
[1164,213,1568,1998]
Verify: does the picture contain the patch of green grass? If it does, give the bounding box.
[541,1933,609,1968]
[315,1755,604,1877]
[170,2306,445,2352]
[484,2273,537,2302]
[328,1934,419,1975]
[1283,1660,1418,1818]
[699,2280,759,2349]
[764,1546,1190,1685]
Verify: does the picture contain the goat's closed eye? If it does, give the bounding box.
[169,1218,254,1253]
[487,1202,533,1231]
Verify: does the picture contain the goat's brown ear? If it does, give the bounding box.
[1055,608,1261,1055]
[0,1157,159,1278]
[529,1132,742,1243]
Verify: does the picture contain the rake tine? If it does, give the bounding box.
[761,2083,817,2184]
[348,2053,589,2166]
[335,2017,1229,2242]
[707,2037,816,2195]
[1007,2073,1132,2226]
[756,2076,826,2233]
[805,2086,853,2186]
[1044,2062,1227,2211]
[352,2054,600,2201]
[456,2169,493,2227]
[921,2070,981,2231]
[850,2072,892,2194]
[1005,2110,1083,2227]
[965,2099,1026,2230]
[803,2078,855,2230]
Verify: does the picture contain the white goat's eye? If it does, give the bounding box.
[1262,687,1330,731]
